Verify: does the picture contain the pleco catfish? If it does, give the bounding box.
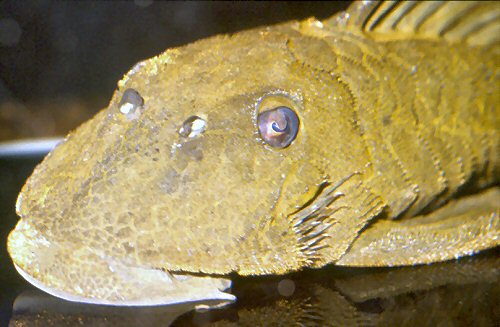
[7,1,500,307]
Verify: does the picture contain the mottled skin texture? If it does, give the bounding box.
[7,1,500,305]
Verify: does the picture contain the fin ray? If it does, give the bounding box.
[327,1,500,47]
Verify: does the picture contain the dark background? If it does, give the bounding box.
[0,2,350,326]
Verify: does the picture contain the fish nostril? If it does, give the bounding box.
[118,88,144,119]
[179,116,206,138]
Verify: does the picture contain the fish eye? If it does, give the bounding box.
[258,106,299,148]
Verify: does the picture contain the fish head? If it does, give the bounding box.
[8,24,360,305]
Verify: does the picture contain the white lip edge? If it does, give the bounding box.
[13,263,236,307]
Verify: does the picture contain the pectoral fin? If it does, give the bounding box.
[337,187,499,266]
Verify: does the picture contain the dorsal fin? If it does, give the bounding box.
[326,1,500,47]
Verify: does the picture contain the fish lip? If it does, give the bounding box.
[8,220,236,307]
[13,263,235,307]
[13,263,100,305]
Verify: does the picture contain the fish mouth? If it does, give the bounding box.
[12,262,235,308]
[8,219,235,308]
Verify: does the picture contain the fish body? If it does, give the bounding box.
[7,1,500,306]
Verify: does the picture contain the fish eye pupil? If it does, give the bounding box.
[271,120,287,133]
